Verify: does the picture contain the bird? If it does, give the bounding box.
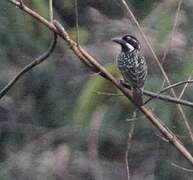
[112,35,147,106]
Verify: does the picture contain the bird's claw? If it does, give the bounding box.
[119,79,131,89]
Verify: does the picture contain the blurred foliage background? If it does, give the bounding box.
[0,0,193,179]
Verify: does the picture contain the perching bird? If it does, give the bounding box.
[112,35,147,106]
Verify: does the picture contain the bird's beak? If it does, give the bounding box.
[112,37,125,45]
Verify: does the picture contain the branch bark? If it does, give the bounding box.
[0,32,57,99]
[144,80,193,105]
[8,0,193,166]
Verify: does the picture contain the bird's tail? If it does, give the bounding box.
[133,88,143,106]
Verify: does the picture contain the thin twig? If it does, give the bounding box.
[125,111,136,180]
[161,79,192,93]
[169,161,193,172]
[144,80,193,105]
[74,0,79,45]
[49,0,53,22]
[155,132,169,143]
[0,33,57,99]
[126,118,138,122]
[94,91,122,96]
[143,90,193,108]
[94,89,193,108]
[8,0,193,166]
[179,70,193,99]
[160,0,182,64]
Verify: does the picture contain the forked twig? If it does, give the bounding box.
[179,70,193,99]
[0,33,57,99]
[144,80,193,105]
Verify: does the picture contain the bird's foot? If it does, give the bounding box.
[119,80,131,89]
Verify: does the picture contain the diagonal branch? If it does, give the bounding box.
[8,0,193,166]
[119,0,193,144]
[53,21,193,165]
[0,32,57,99]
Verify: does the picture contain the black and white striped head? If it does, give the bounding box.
[112,35,140,52]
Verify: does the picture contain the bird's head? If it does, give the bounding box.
[112,35,140,52]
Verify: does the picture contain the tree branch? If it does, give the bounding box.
[120,80,193,108]
[0,32,57,99]
[144,80,193,105]
[143,90,193,107]
[8,0,193,166]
